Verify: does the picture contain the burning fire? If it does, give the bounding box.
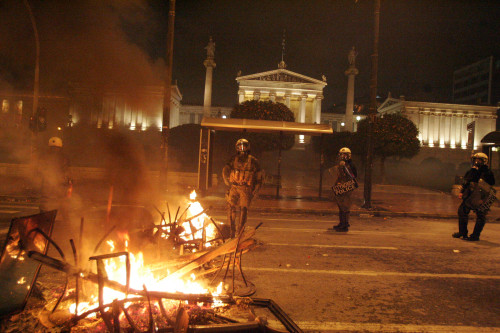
[68,190,223,316]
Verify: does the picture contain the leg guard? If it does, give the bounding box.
[334,211,343,228]
[228,206,237,238]
[470,211,486,239]
[237,207,248,236]
[343,212,350,229]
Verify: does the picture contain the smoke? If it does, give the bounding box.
[0,0,165,109]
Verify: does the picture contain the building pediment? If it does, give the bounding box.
[237,69,326,86]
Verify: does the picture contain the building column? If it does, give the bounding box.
[299,94,307,123]
[269,91,276,102]
[344,67,359,132]
[314,95,323,124]
[285,93,291,108]
[238,90,245,104]
[444,113,451,147]
[253,91,260,101]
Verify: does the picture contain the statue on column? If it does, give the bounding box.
[205,36,215,59]
[348,46,358,66]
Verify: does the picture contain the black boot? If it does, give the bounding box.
[452,232,468,240]
[331,212,343,230]
[335,212,349,232]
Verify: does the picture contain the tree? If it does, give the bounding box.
[356,113,420,182]
[229,100,295,154]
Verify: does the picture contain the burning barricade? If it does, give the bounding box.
[0,191,301,332]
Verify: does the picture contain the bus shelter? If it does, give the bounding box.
[198,117,333,198]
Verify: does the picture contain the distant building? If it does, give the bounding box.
[378,96,497,151]
[236,61,326,125]
[179,105,231,125]
[453,56,500,106]
[68,84,182,130]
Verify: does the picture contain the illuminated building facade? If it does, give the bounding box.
[378,96,498,150]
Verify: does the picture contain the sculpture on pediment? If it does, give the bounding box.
[348,46,357,66]
[322,75,327,82]
[205,36,215,59]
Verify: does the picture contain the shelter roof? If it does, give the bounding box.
[200,117,333,136]
[481,131,500,145]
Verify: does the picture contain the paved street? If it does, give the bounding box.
[209,211,500,332]
[1,201,499,332]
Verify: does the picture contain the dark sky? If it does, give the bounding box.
[1,0,500,111]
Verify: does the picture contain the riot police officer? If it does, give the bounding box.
[453,152,495,241]
[222,139,262,238]
[329,147,358,232]
[37,137,73,248]
[38,137,72,212]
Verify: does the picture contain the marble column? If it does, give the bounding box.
[285,93,291,108]
[269,91,276,102]
[203,37,216,118]
[314,95,323,124]
[299,94,307,123]
[238,90,245,104]
[344,47,359,132]
[253,91,261,101]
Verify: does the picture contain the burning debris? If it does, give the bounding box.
[0,191,302,332]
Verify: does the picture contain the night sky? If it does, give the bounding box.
[1,0,499,111]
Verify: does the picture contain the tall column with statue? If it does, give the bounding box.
[203,37,216,118]
[345,47,359,132]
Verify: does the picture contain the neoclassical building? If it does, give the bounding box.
[235,61,327,125]
[378,95,498,151]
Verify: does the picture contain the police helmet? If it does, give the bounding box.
[472,152,488,164]
[339,147,351,160]
[235,138,250,153]
[48,137,63,148]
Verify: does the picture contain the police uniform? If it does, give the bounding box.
[329,148,357,232]
[454,154,495,241]
[222,140,262,237]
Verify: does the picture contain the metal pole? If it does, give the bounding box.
[23,0,39,165]
[362,0,380,209]
[319,134,324,198]
[276,131,283,199]
[160,0,176,191]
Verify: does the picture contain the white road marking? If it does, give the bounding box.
[246,267,500,280]
[287,320,500,332]
[267,242,398,250]
[0,210,20,214]
[261,227,420,236]
[0,205,38,209]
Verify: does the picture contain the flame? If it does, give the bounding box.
[68,192,224,316]
[189,190,197,201]
[178,190,217,246]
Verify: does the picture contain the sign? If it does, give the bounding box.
[332,179,358,196]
